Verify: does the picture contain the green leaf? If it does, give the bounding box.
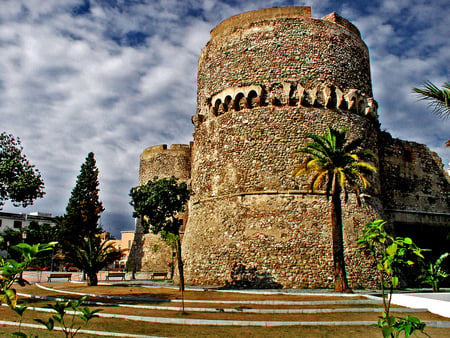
[392,276,399,288]
[35,318,54,331]
[381,326,393,338]
[403,237,413,245]
[12,303,28,317]
[387,315,396,326]
[1,289,17,308]
[386,243,398,256]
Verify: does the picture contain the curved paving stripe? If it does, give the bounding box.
[0,320,162,337]
[33,283,382,305]
[17,284,450,328]
[17,293,424,314]
[16,307,450,328]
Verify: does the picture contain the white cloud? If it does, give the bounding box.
[0,0,448,237]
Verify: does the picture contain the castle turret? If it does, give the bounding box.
[128,144,191,273]
[182,6,383,288]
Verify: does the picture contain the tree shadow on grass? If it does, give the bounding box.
[222,263,283,289]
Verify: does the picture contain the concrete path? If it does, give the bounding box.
[14,283,450,328]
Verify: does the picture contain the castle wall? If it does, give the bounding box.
[183,193,380,288]
[137,6,449,288]
[183,7,383,288]
[379,133,450,258]
[379,133,450,215]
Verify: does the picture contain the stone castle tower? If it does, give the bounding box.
[137,7,450,289]
[129,144,191,273]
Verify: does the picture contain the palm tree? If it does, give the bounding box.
[413,81,450,147]
[293,127,377,292]
[65,236,122,286]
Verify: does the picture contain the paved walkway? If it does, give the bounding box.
[16,282,450,328]
[7,271,449,337]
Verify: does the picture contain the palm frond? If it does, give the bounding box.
[356,149,378,162]
[413,81,450,119]
[352,161,377,173]
[343,137,363,154]
[305,134,333,156]
[311,171,328,192]
[293,126,376,203]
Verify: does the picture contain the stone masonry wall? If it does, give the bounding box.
[183,192,381,289]
[184,103,383,288]
[379,132,450,228]
[183,7,383,288]
[197,9,372,117]
[379,133,450,213]
[128,144,191,273]
[138,7,449,288]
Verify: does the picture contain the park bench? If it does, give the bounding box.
[150,272,169,280]
[105,271,126,281]
[47,273,72,282]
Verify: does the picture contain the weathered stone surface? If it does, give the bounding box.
[128,143,191,273]
[186,6,382,289]
[136,6,450,289]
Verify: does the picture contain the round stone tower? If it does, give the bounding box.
[182,7,383,288]
[128,144,191,273]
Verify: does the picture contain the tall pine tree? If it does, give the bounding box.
[59,152,104,243]
[58,153,121,286]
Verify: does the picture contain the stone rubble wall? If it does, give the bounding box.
[185,102,383,288]
[182,192,381,288]
[379,132,450,226]
[128,144,191,273]
[183,7,383,288]
[197,9,372,117]
[137,6,449,289]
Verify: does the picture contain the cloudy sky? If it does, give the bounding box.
[1,0,448,238]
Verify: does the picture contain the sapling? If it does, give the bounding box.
[357,220,429,338]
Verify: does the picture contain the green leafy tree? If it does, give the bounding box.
[64,236,122,286]
[357,220,428,338]
[25,220,58,246]
[0,132,45,208]
[0,227,24,260]
[293,127,377,292]
[129,176,191,292]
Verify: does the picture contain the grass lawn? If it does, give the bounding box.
[1,282,448,337]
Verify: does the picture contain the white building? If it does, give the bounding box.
[0,211,56,231]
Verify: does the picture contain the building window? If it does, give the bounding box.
[14,220,22,229]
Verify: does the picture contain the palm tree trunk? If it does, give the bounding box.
[331,176,349,292]
[86,272,98,286]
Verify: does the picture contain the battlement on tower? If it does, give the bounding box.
[211,7,312,39]
[139,143,191,185]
